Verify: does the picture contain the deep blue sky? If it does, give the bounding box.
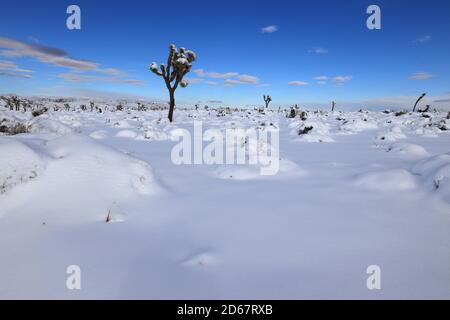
[0,0,449,108]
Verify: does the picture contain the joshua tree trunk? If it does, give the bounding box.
[168,90,175,122]
[413,93,426,112]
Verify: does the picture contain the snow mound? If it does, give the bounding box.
[412,153,450,203]
[386,143,429,159]
[89,130,108,139]
[291,120,334,143]
[116,129,138,139]
[354,168,417,192]
[414,125,441,137]
[376,126,406,142]
[214,159,304,180]
[0,139,46,194]
[29,117,74,135]
[45,135,160,196]
[214,165,262,180]
[138,130,171,141]
[112,120,134,129]
[339,119,378,134]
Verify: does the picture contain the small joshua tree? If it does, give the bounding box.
[149,44,196,122]
[413,93,426,112]
[0,96,13,110]
[11,96,21,111]
[263,95,272,111]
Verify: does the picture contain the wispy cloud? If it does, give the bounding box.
[27,36,40,43]
[184,77,204,84]
[313,76,329,81]
[312,76,329,85]
[261,25,278,33]
[0,71,32,79]
[288,81,308,86]
[409,72,433,80]
[224,75,261,86]
[58,73,144,85]
[237,74,259,84]
[0,36,142,83]
[413,35,432,44]
[194,69,239,79]
[434,98,450,103]
[195,68,261,86]
[224,79,244,86]
[309,47,328,54]
[333,75,352,84]
[0,59,33,78]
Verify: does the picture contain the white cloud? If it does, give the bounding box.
[194,69,239,79]
[27,36,40,43]
[224,79,243,86]
[261,25,278,33]
[0,59,33,78]
[195,69,261,86]
[58,73,145,85]
[333,76,352,84]
[310,47,328,54]
[409,72,433,80]
[237,74,259,84]
[288,81,308,86]
[184,77,204,84]
[313,76,329,81]
[0,36,142,83]
[413,35,432,44]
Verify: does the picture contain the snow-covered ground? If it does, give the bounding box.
[1,99,450,299]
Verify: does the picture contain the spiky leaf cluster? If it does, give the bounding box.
[149,44,196,90]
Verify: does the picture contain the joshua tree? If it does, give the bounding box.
[149,44,196,122]
[2,96,21,111]
[263,95,272,111]
[11,96,21,111]
[1,96,13,110]
[413,93,426,112]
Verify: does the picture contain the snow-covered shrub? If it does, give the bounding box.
[32,107,48,117]
[0,140,45,194]
[0,121,28,135]
[0,112,29,135]
[298,125,313,135]
[412,153,450,204]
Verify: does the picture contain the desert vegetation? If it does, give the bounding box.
[149,44,197,122]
